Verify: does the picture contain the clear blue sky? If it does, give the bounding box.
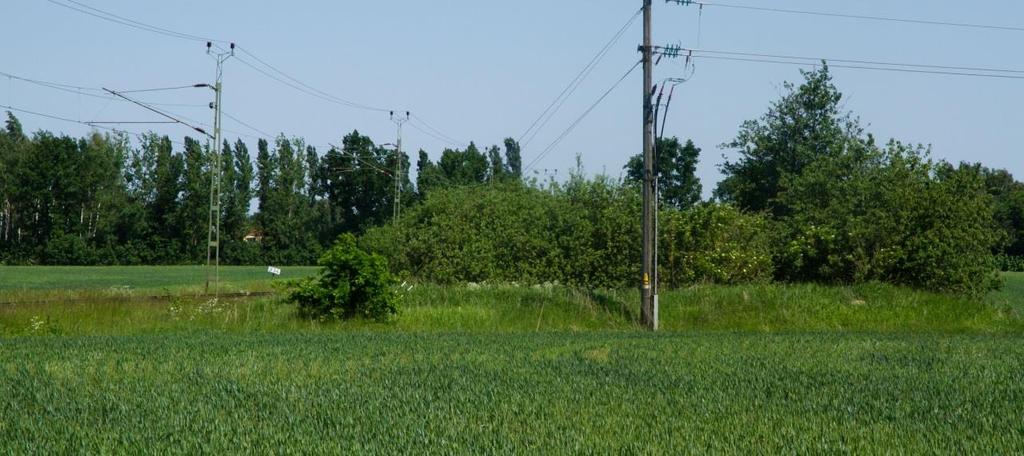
[4,0,1024,197]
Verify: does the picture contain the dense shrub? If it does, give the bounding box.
[998,255,1024,272]
[42,232,96,265]
[776,142,1001,295]
[362,179,774,289]
[361,179,630,287]
[286,234,398,321]
[659,204,774,286]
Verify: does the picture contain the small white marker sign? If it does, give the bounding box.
[267,266,282,276]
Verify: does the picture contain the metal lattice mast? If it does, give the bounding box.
[206,42,234,297]
[390,111,410,223]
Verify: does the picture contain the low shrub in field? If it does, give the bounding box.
[287,234,398,321]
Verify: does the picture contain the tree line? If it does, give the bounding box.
[2,64,1023,294]
[0,115,522,266]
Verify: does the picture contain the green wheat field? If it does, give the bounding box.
[1,267,1022,453]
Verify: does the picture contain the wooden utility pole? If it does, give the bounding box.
[640,0,658,330]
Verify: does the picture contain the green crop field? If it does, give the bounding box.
[0,267,1023,452]
[2,332,1023,453]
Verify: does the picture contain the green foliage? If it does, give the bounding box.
[711,67,1002,295]
[415,139,522,198]
[716,64,866,216]
[979,167,1024,256]
[364,178,773,289]
[625,137,702,209]
[659,203,774,286]
[3,332,1024,453]
[288,233,398,321]
[777,142,1001,295]
[1,269,1022,335]
[997,255,1024,272]
[363,178,641,288]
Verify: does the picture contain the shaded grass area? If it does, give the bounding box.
[2,332,1022,453]
[990,272,1024,313]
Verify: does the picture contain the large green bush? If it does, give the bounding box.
[361,180,628,287]
[361,179,773,289]
[286,234,398,321]
[776,142,1001,295]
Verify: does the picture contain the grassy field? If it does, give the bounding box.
[0,265,317,292]
[3,332,1023,453]
[0,264,315,303]
[1,268,1023,452]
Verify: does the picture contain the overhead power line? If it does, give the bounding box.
[524,60,642,174]
[104,88,211,138]
[519,7,642,150]
[45,0,466,148]
[407,120,459,148]
[222,111,275,139]
[45,0,389,113]
[0,70,207,108]
[409,114,464,147]
[678,48,1024,75]
[328,143,393,177]
[47,0,225,42]
[667,0,1024,33]
[116,84,208,94]
[681,53,1024,81]
[1,103,185,146]
[235,47,388,113]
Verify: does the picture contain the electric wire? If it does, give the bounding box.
[105,88,211,138]
[669,1,1024,33]
[222,110,275,139]
[690,54,1024,80]
[678,48,1024,75]
[46,0,224,42]
[408,115,464,147]
[0,70,207,108]
[46,0,465,146]
[519,7,642,149]
[1,103,185,146]
[524,60,642,173]
[328,144,393,177]
[116,84,205,94]
[235,46,388,113]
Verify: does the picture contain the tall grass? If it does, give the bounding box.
[3,279,1021,336]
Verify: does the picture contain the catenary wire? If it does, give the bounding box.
[524,60,641,173]
[669,1,1024,33]
[409,115,464,147]
[688,54,1024,80]
[519,7,642,149]
[46,0,225,42]
[677,48,1024,75]
[1,103,186,146]
[46,0,465,146]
